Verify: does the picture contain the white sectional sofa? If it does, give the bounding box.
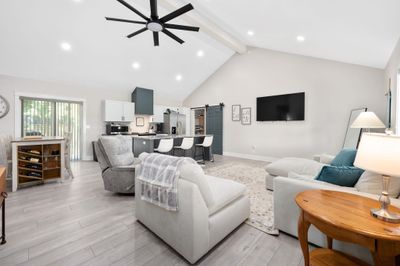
[135,155,250,264]
[269,155,400,263]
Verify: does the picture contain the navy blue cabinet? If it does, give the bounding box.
[132,87,154,115]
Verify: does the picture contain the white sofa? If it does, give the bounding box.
[135,156,250,264]
[270,155,400,263]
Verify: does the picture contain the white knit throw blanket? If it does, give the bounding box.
[137,153,195,211]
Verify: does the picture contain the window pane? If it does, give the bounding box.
[22,98,82,160]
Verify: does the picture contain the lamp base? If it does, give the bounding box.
[370,208,400,223]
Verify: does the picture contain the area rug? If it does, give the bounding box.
[204,162,279,235]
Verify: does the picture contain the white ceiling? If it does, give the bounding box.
[191,0,400,69]
[0,0,234,102]
[0,0,399,102]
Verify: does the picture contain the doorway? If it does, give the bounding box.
[20,97,83,160]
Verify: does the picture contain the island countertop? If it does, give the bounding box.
[131,134,212,140]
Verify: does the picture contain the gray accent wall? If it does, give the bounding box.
[184,47,386,160]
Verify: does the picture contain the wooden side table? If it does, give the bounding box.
[0,167,7,245]
[296,190,400,266]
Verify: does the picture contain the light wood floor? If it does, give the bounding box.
[0,157,304,266]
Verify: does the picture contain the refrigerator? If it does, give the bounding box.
[163,109,186,135]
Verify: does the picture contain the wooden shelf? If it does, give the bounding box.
[19,167,42,173]
[43,154,60,158]
[18,151,42,157]
[43,167,60,171]
[18,174,42,180]
[18,159,42,165]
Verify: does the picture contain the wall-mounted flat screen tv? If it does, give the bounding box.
[256,92,305,121]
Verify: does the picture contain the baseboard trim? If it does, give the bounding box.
[222,152,278,162]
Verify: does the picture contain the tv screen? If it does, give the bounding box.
[256,92,305,121]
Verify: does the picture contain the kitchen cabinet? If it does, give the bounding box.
[132,87,154,115]
[104,100,135,122]
[153,105,166,123]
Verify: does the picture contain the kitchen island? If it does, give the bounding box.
[132,134,213,160]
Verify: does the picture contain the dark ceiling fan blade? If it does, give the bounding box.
[164,23,199,32]
[105,17,147,24]
[162,29,184,44]
[150,0,158,19]
[127,27,148,38]
[153,32,159,46]
[160,3,194,23]
[116,0,149,21]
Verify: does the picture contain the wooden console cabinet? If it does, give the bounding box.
[12,138,65,192]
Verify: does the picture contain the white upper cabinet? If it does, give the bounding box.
[104,100,135,122]
[153,105,166,123]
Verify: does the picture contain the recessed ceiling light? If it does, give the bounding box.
[247,30,254,36]
[132,62,140,69]
[60,42,72,51]
[296,35,305,42]
[197,50,204,57]
[176,75,183,81]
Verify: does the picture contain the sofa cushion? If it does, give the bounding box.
[355,171,400,198]
[265,157,325,177]
[100,136,134,167]
[316,165,364,187]
[207,175,246,215]
[330,148,357,166]
[180,163,215,208]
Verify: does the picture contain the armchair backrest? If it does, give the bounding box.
[99,136,134,167]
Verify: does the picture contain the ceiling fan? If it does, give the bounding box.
[106,0,200,46]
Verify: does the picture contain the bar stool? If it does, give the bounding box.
[154,138,174,155]
[195,136,214,163]
[173,137,194,157]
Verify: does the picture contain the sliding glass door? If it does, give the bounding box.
[21,97,83,160]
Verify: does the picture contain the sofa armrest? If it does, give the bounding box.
[273,177,356,241]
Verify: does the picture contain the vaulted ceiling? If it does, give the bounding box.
[0,0,399,102]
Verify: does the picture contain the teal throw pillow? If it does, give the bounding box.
[316,165,364,187]
[330,148,357,166]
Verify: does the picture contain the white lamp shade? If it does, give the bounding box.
[351,112,385,128]
[354,133,400,176]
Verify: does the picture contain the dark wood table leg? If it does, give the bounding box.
[298,210,311,266]
[327,236,333,249]
[372,252,396,266]
[1,198,5,245]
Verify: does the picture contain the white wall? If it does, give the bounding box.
[184,47,386,159]
[385,37,400,133]
[0,74,182,160]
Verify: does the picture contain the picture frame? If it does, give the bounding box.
[232,104,241,121]
[241,107,251,125]
[136,117,145,127]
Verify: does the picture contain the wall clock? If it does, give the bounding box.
[0,95,10,118]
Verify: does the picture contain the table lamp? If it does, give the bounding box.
[354,133,400,223]
[351,112,386,132]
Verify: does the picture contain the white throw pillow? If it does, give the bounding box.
[355,171,400,198]
[265,157,325,177]
[319,154,335,164]
[180,163,215,208]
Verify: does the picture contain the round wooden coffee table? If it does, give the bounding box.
[296,190,400,266]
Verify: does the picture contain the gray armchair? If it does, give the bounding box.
[94,136,139,194]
